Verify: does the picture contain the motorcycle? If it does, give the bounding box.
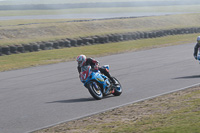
[79,65,122,100]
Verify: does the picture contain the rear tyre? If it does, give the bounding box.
[112,77,122,96]
[87,81,103,100]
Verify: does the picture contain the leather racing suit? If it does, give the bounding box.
[194,43,200,60]
[77,58,115,84]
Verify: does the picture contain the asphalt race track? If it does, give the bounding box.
[0,12,186,20]
[1,43,200,133]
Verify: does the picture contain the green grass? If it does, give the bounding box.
[87,89,200,133]
[99,103,200,133]
[0,33,197,72]
[110,93,200,133]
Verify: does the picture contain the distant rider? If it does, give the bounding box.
[193,36,200,60]
[76,54,116,85]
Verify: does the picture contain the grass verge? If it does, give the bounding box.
[1,13,200,46]
[0,33,198,72]
[33,84,200,133]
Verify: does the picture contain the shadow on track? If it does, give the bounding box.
[47,96,113,104]
[47,97,95,103]
[173,75,200,79]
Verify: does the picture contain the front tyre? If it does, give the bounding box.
[112,77,122,96]
[87,81,103,100]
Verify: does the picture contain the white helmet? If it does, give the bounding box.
[197,36,200,43]
[76,54,86,67]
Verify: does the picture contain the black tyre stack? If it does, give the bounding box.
[1,27,200,56]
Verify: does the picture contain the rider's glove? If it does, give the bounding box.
[94,65,99,70]
[93,62,99,70]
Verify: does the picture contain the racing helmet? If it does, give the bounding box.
[197,36,200,43]
[76,54,86,67]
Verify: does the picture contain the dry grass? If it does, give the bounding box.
[1,13,200,46]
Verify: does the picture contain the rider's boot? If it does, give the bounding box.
[99,68,117,85]
[110,77,117,85]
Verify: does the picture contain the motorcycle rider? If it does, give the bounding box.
[193,36,200,60]
[76,54,116,85]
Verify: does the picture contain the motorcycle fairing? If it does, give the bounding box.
[80,66,112,94]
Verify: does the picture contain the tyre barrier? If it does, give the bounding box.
[68,39,77,47]
[148,32,154,38]
[109,34,115,42]
[2,46,10,55]
[10,45,18,54]
[99,36,108,44]
[1,27,200,56]
[112,34,119,42]
[104,36,109,43]
[77,39,83,46]
[23,44,33,52]
[52,41,60,49]
[92,36,99,43]
[139,32,144,39]
[17,45,25,53]
[88,38,94,45]
[81,37,94,45]
[117,34,123,41]
[63,39,71,47]
[39,42,46,50]
[143,32,149,38]
[96,36,104,44]
[0,47,2,56]
[31,43,40,51]
[123,34,128,41]
[58,40,65,48]
[82,38,89,45]
[154,31,162,37]
[45,42,53,50]
[134,32,140,40]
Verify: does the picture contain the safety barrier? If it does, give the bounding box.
[0,27,200,56]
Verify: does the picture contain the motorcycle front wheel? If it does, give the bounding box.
[112,77,122,96]
[87,81,103,100]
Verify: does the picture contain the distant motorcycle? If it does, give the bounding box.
[80,65,122,100]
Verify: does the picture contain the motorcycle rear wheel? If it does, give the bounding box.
[87,81,103,100]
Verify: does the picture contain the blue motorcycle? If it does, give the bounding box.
[80,65,122,100]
